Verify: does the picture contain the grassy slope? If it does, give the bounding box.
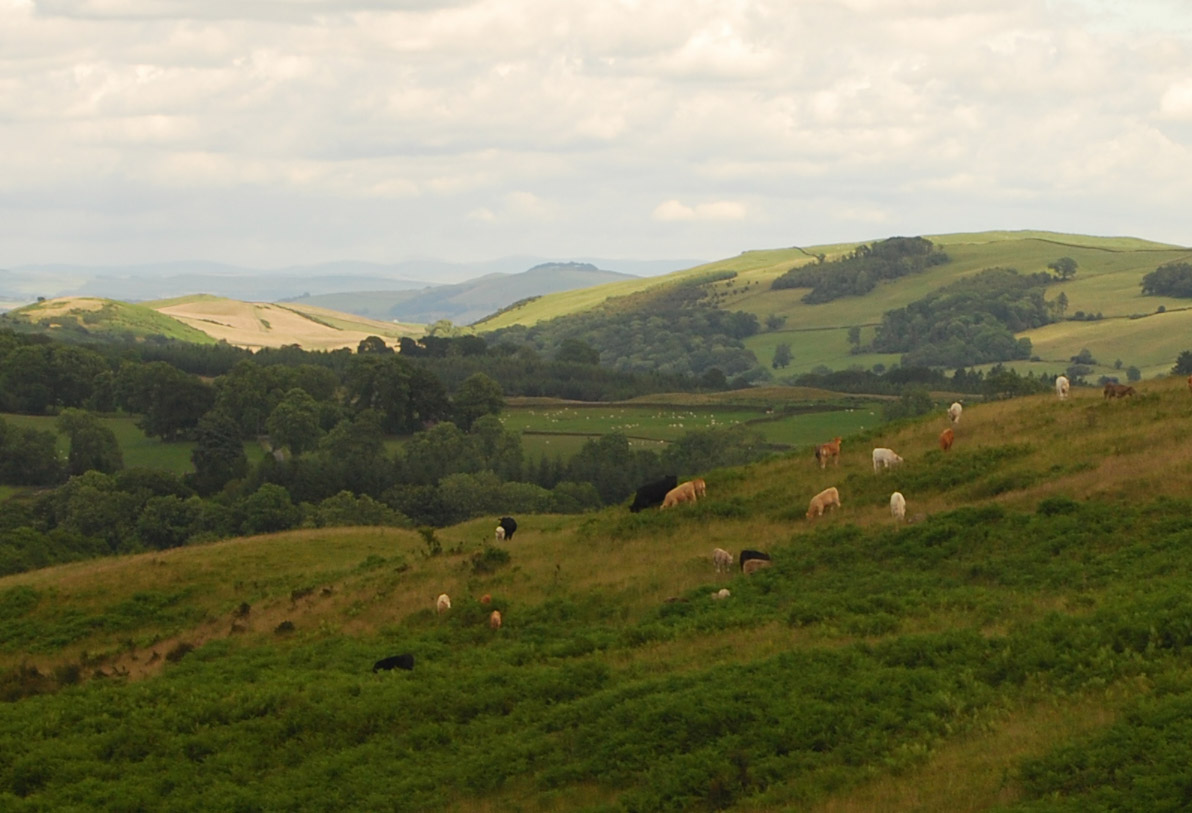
[474,231,1192,380]
[149,295,420,350]
[4,297,218,344]
[5,377,1192,809]
[1,413,265,475]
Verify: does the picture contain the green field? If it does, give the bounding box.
[1,413,264,475]
[502,392,889,460]
[474,231,1192,379]
[5,377,1192,809]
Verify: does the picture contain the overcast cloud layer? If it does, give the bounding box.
[3,0,1191,270]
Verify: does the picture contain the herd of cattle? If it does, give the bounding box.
[376,376,1174,669]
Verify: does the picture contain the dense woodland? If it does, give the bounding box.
[770,236,951,303]
[486,272,766,386]
[866,267,1053,367]
[0,328,772,576]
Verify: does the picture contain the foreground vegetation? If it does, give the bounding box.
[3,377,1192,810]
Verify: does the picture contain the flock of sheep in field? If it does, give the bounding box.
[376,374,1179,666]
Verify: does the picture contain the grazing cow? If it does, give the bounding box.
[661,480,699,509]
[494,525,505,541]
[948,402,963,426]
[890,491,906,522]
[1056,375,1070,400]
[436,593,451,614]
[739,549,771,571]
[939,428,954,452]
[806,486,841,519]
[1103,382,1136,399]
[480,594,492,604]
[712,547,733,573]
[743,558,772,576]
[489,610,502,630]
[693,478,707,498]
[815,437,843,469]
[711,588,731,600]
[497,516,518,541]
[872,447,904,473]
[373,653,415,672]
[629,475,679,512]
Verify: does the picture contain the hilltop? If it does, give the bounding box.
[0,295,421,351]
[3,231,1191,379]
[4,377,1192,809]
[288,261,640,325]
[476,230,1192,381]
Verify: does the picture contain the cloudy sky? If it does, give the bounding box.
[3,0,1192,273]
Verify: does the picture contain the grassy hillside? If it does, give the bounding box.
[476,231,1192,380]
[2,295,422,351]
[5,376,1192,810]
[150,296,421,351]
[2,297,218,344]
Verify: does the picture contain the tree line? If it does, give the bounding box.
[864,267,1053,368]
[771,236,951,303]
[484,272,767,387]
[0,327,775,576]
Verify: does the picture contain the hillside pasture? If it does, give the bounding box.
[5,379,1192,809]
[476,231,1191,378]
[502,393,887,459]
[151,296,419,351]
[1,413,262,475]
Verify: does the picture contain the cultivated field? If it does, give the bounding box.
[149,296,421,351]
[5,377,1192,810]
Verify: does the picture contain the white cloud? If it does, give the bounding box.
[2,0,1192,266]
[652,199,746,222]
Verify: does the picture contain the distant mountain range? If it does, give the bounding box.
[0,256,701,314]
[287,262,640,325]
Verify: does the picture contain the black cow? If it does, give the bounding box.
[497,516,518,541]
[628,475,678,512]
[372,653,415,672]
[738,550,771,571]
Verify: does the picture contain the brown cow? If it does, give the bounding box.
[742,558,772,576]
[1103,382,1136,399]
[1187,375,1191,394]
[939,427,954,452]
[661,480,698,509]
[489,610,502,630]
[806,486,841,519]
[815,437,842,468]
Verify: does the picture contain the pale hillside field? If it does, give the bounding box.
[153,297,418,350]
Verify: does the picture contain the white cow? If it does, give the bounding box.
[712,547,733,574]
[711,588,731,600]
[1055,375,1070,400]
[873,448,904,473]
[495,525,506,541]
[948,401,963,425]
[890,491,907,522]
[436,593,451,614]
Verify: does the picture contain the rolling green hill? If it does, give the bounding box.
[1,295,420,351]
[5,376,1192,810]
[476,231,1192,380]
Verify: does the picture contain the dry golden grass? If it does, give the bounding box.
[152,297,419,350]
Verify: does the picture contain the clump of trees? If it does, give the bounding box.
[865,267,1052,368]
[485,273,766,385]
[771,236,950,303]
[1141,262,1192,298]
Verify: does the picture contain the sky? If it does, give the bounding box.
[3,0,1192,273]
